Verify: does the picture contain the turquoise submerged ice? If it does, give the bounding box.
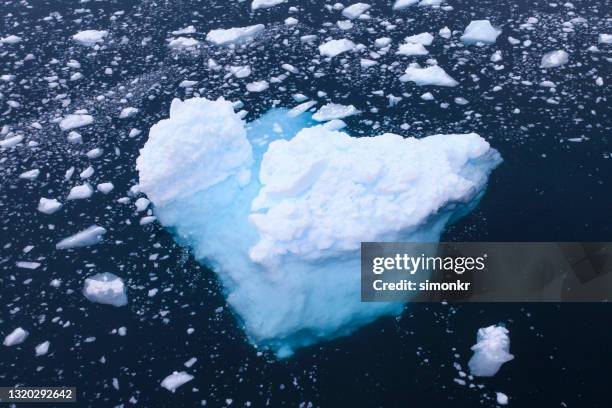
[136,98,502,357]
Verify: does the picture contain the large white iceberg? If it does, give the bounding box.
[136,98,501,356]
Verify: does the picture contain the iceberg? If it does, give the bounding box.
[3,327,29,347]
[136,97,501,357]
[56,225,107,250]
[72,30,108,46]
[540,50,569,68]
[468,325,514,377]
[319,39,356,57]
[206,24,265,46]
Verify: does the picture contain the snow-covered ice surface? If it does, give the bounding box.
[1,0,611,406]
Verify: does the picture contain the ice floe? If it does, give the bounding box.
[56,225,107,250]
[3,327,29,347]
[461,20,501,44]
[319,39,356,57]
[206,24,265,46]
[83,272,128,307]
[400,64,459,87]
[540,50,569,68]
[468,325,514,377]
[72,30,108,46]
[161,371,194,393]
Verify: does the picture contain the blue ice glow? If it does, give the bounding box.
[136,98,502,357]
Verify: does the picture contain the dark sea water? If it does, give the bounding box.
[1,0,610,406]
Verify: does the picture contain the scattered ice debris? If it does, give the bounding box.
[246,80,269,93]
[67,183,94,200]
[72,30,108,46]
[461,20,501,44]
[312,103,360,121]
[252,0,286,10]
[83,272,128,307]
[540,50,569,68]
[59,114,94,131]
[161,371,194,393]
[55,225,107,250]
[206,24,265,46]
[3,327,29,347]
[319,39,356,57]
[342,3,371,19]
[400,64,459,87]
[468,325,514,377]
[37,198,62,214]
[496,392,509,405]
[393,0,419,10]
[35,341,50,356]
[137,98,501,356]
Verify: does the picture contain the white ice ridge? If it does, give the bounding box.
[136,97,501,357]
[468,325,515,377]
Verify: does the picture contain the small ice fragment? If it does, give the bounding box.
[72,30,108,46]
[206,25,265,46]
[161,371,194,393]
[168,37,200,50]
[97,182,114,194]
[59,114,94,131]
[393,0,419,10]
[312,103,360,121]
[35,341,50,356]
[252,0,286,10]
[3,327,29,347]
[496,392,509,405]
[19,169,40,180]
[83,272,128,307]
[56,225,107,250]
[540,50,569,68]
[397,42,429,56]
[16,261,41,269]
[461,20,501,44]
[0,135,24,148]
[404,32,434,46]
[400,64,458,87]
[468,325,514,377]
[342,3,371,19]
[38,198,62,214]
[598,34,612,44]
[288,101,317,117]
[246,80,269,93]
[67,183,93,200]
[319,39,355,57]
[119,107,139,119]
[0,35,22,44]
[135,197,150,212]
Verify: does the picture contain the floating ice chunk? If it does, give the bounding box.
[168,37,200,49]
[0,35,22,44]
[404,32,434,46]
[59,114,94,131]
[319,38,355,57]
[0,135,23,148]
[496,392,509,405]
[312,103,360,121]
[288,101,317,117]
[540,50,569,68]
[375,37,392,48]
[38,198,62,214]
[206,24,265,46]
[72,30,108,46]
[342,3,371,19]
[461,20,501,44]
[252,0,286,10]
[137,98,501,356]
[285,17,298,26]
[16,261,40,269]
[393,0,419,9]
[172,26,196,35]
[135,197,150,212]
[67,183,93,200]
[83,272,128,307]
[599,34,612,44]
[419,0,444,6]
[439,26,451,39]
[97,182,114,194]
[400,64,459,87]
[19,169,40,180]
[119,107,139,119]
[468,325,514,377]
[56,225,107,250]
[397,42,429,56]
[179,80,198,88]
[161,371,194,393]
[35,341,50,356]
[3,327,28,346]
[246,80,269,92]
